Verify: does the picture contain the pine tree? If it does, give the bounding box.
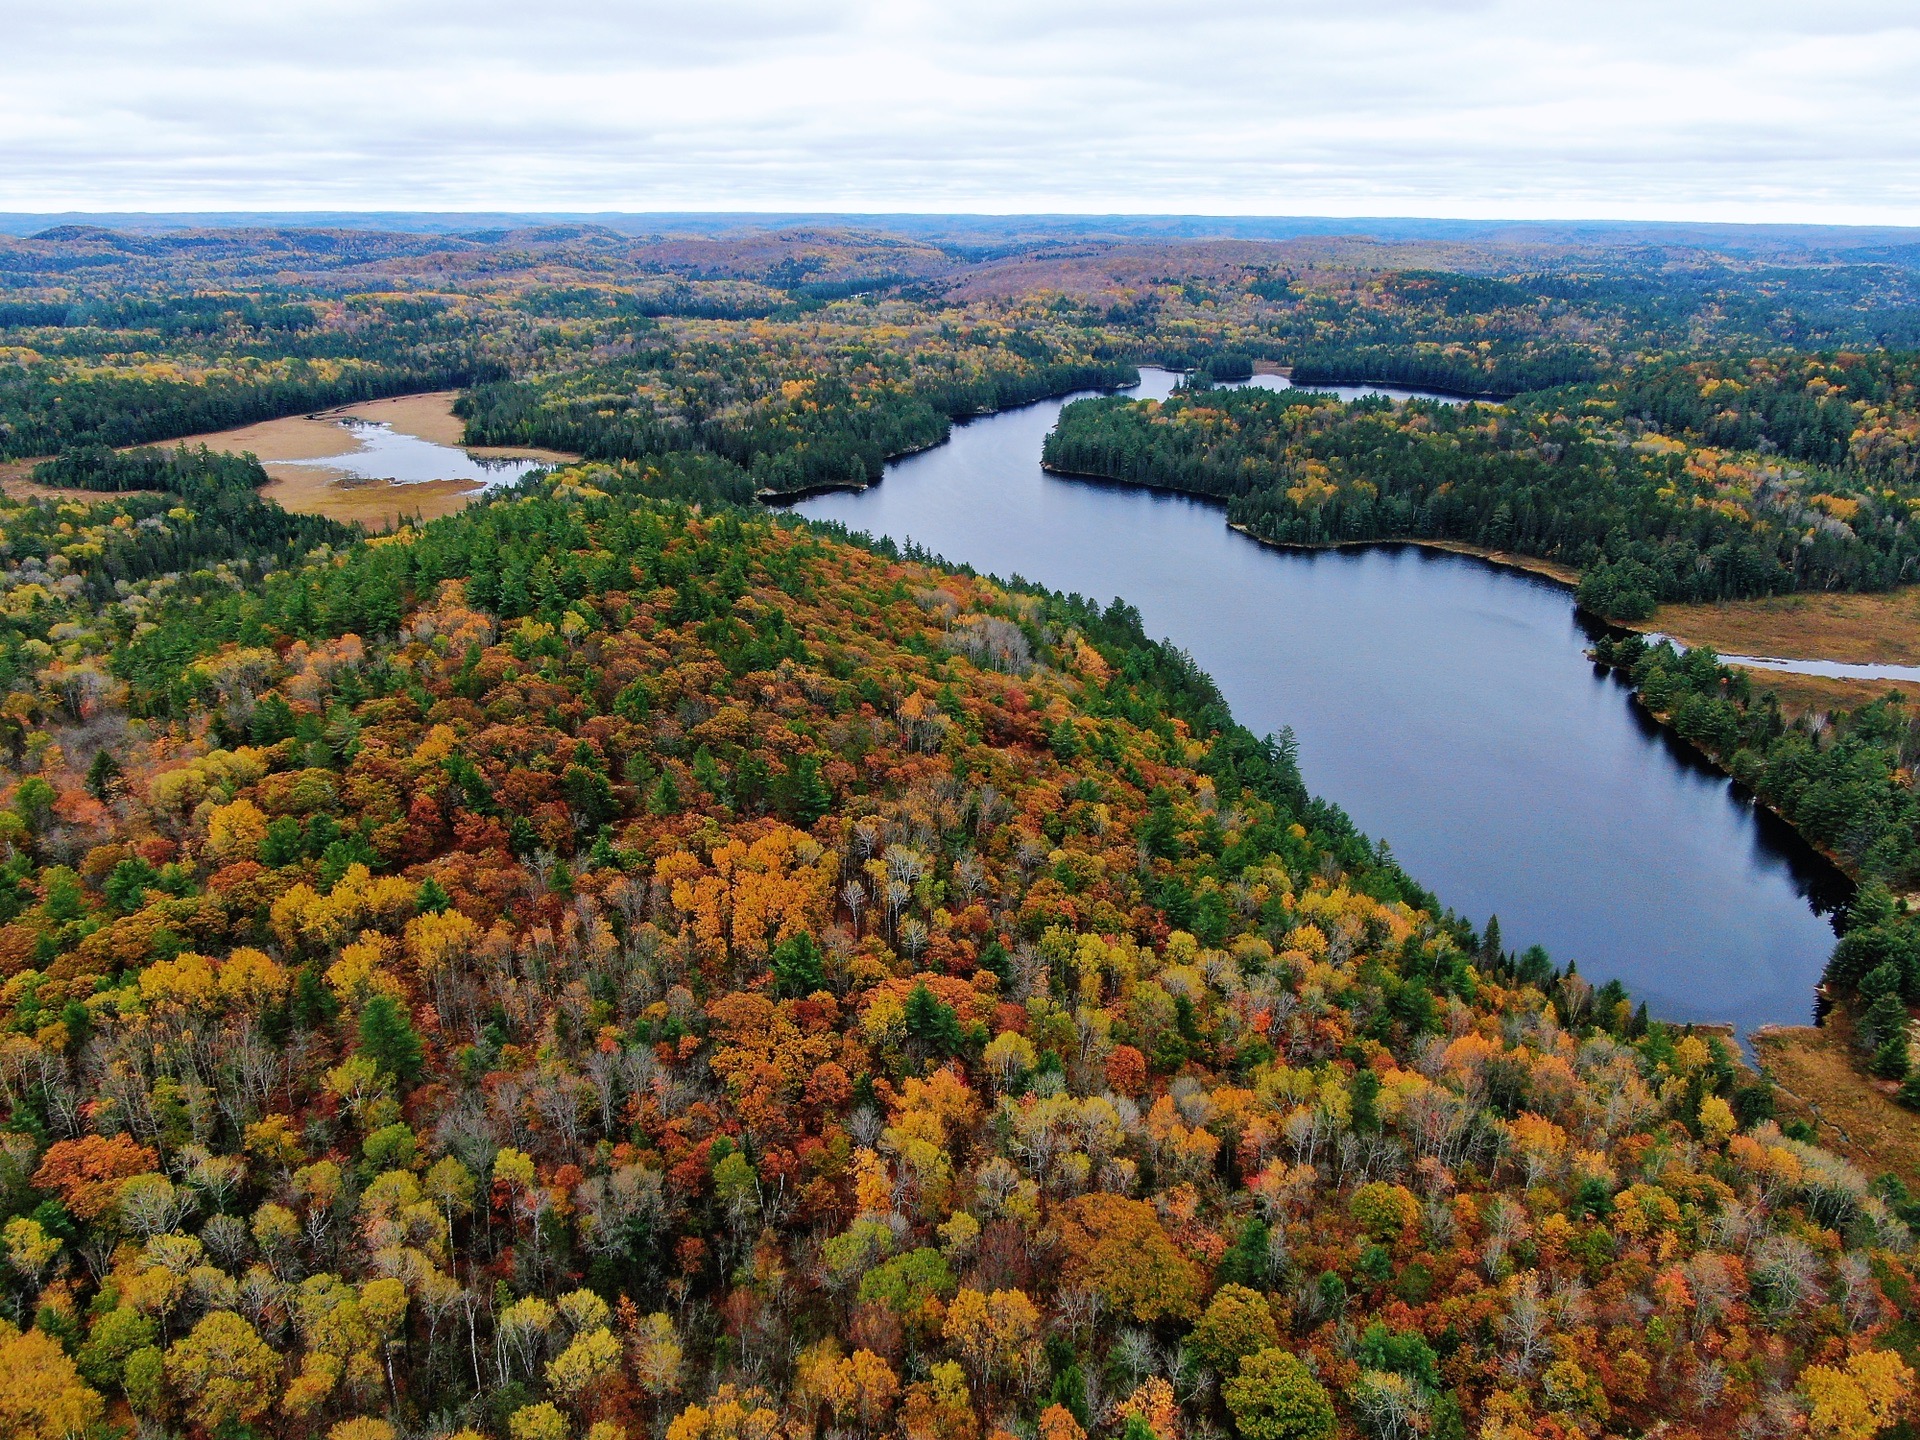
[773,755,832,826]
[1862,990,1910,1051]
[904,983,966,1059]
[1478,915,1503,969]
[84,749,122,801]
[649,770,682,816]
[359,994,425,1084]
[772,933,826,998]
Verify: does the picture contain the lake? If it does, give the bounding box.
[792,369,1845,1035]
[279,419,547,487]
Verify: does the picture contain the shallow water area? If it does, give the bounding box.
[1242,373,1471,405]
[279,419,547,487]
[794,368,1845,1035]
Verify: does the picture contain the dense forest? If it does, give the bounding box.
[1041,363,1920,620]
[456,351,1136,496]
[10,219,1920,477]
[0,460,1913,1440]
[0,223,1917,1440]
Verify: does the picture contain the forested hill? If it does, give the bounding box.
[0,459,1911,1439]
[1042,358,1920,620]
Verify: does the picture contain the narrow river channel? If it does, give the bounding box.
[792,368,1846,1035]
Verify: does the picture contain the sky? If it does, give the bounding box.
[6,0,1920,223]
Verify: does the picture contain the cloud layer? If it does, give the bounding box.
[6,1,1918,221]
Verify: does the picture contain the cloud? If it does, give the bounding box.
[3,0,1917,221]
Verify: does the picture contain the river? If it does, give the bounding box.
[791,368,1845,1035]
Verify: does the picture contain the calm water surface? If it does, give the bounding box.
[280,419,546,486]
[795,369,1844,1034]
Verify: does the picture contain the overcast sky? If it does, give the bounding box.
[5,0,1918,222]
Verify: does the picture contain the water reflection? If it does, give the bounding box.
[279,420,546,487]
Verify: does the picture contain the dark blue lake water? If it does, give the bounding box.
[794,369,1844,1034]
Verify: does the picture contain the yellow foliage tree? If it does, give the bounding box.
[0,1321,104,1440]
[547,1326,622,1402]
[943,1287,1041,1391]
[510,1402,570,1440]
[665,1385,783,1440]
[205,797,269,863]
[1800,1349,1914,1440]
[164,1310,280,1431]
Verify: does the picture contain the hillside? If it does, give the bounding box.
[0,462,1913,1440]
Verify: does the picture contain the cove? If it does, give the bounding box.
[791,369,1846,1035]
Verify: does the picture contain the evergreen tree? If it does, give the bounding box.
[359,994,425,1084]
[773,755,832,826]
[84,749,122,802]
[649,770,682,816]
[904,983,966,1059]
[562,763,619,828]
[416,876,453,914]
[772,933,826,998]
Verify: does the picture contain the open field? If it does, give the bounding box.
[0,391,579,530]
[1648,587,1920,666]
[1729,667,1920,718]
[123,389,571,464]
[202,392,575,528]
[163,391,575,470]
[0,455,92,501]
[1757,1016,1920,1190]
[328,390,576,462]
[260,469,486,530]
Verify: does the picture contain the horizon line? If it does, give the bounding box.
[5,208,1920,235]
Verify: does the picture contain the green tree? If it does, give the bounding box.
[416,875,453,914]
[358,994,425,1084]
[84,750,122,802]
[563,762,619,828]
[772,932,826,998]
[1217,1219,1273,1288]
[1190,1284,1280,1376]
[773,755,832,826]
[858,1247,956,1314]
[904,983,966,1059]
[12,777,55,834]
[649,770,682,817]
[1223,1348,1336,1440]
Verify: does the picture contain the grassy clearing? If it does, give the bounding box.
[334,390,576,462]
[1756,1015,1920,1191]
[259,469,484,531]
[140,392,578,531]
[1648,587,1920,666]
[1729,667,1920,719]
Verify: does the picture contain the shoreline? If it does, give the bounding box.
[761,375,1142,506]
[950,457,1862,1043]
[1287,374,1513,402]
[1034,458,1586,589]
[758,478,871,503]
[1613,672,1859,891]
[1223,521,1583,588]
[828,440,1837,1042]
